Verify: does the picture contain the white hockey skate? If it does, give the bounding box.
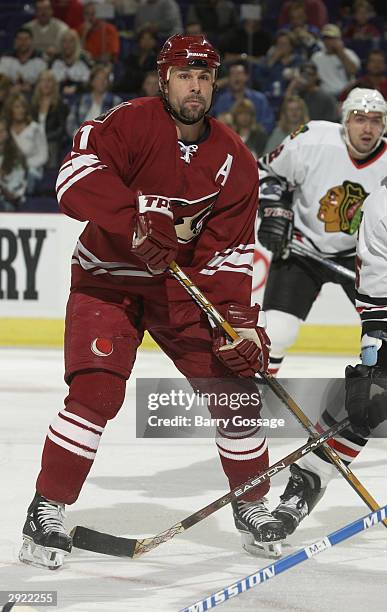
[19,493,72,570]
[232,498,285,558]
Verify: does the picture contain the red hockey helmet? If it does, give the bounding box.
[157,35,220,87]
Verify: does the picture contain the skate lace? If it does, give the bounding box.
[38,501,67,534]
[238,498,276,527]
[178,141,198,164]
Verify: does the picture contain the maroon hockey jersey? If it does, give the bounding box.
[56,97,259,323]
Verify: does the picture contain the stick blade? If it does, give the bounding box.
[71,526,137,557]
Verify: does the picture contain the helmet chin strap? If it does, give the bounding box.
[343,124,384,159]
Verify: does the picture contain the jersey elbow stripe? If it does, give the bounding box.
[57,164,106,203]
[201,245,255,276]
[200,264,253,277]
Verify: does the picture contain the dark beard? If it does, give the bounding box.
[178,104,207,124]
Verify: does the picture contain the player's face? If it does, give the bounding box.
[347,111,385,154]
[167,67,214,124]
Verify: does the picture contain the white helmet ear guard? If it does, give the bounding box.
[341,88,387,155]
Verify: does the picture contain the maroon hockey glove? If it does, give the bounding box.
[213,304,271,377]
[131,193,178,272]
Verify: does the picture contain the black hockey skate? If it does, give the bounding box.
[272,464,325,536]
[19,493,72,570]
[232,498,286,557]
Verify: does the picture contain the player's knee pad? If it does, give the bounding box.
[65,370,126,425]
[265,310,301,356]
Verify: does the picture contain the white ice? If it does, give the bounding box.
[1,348,387,611]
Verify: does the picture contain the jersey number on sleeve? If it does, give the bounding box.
[79,125,94,149]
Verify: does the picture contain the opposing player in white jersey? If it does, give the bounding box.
[345,182,387,438]
[257,88,387,535]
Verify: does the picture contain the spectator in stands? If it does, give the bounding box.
[218,14,273,63]
[139,70,159,97]
[0,75,12,117]
[264,94,309,153]
[285,61,338,120]
[339,49,387,101]
[282,2,323,59]
[114,28,158,95]
[342,0,381,40]
[52,0,84,31]
[279,0,328,30]
[263,30,303,108]
[4,93,48,194]
[230,98,268,159]
[212,61,275,133]
[25,0,69,62]
[31,70,69,168]
[216,112,234,128]
[311,24,360,97]
[372,0,387,20]
[66,65,122,137]
[185,22,204,37]
[0,29,47,94]
[0,118,27,212]
[186,0,237,43]
[134,0,183,40]
[51,29,90,96]
[78,2,120,63]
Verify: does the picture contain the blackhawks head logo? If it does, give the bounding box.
[317,181,368,234]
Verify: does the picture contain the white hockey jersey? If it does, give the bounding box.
[259,120,387,255]
[356,183,387,333]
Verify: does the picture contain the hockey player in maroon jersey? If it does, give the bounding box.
[19,35,284,569]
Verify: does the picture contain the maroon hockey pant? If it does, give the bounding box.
[37,288,269,503]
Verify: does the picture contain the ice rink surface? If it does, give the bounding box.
[1,348,387,611]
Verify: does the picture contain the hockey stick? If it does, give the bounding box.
[180,504,387,611]
[168,261,387,527]
[71,417,348,557]
[290,240,355,281]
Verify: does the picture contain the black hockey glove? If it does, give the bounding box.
[258,199,294,260]
[345,364,387,437]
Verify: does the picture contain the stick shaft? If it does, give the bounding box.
[180,504,387,611]
[71,418,348,558]
[132,417,349,556]
[290,241,355,281]
[168,261,387,527]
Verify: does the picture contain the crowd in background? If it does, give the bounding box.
[1,0,387,212]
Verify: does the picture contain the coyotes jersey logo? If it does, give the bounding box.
[317,180,368,235]
[171,191,220,243]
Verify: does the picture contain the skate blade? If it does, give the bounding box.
[19,537,68,570]
[241,532,282,558]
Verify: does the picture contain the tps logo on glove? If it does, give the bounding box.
[137,195,173,218]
